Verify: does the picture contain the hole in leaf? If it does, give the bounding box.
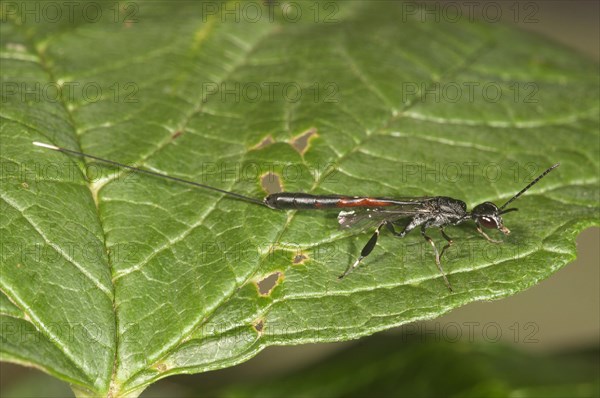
[290,127,318,155]
[256,271,282,296]
[252,135,274,150]
[253,319,264,333]
[293,253,307,264]
[261,172,282,194]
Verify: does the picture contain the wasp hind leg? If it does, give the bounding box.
[387,216,424,238]
[339,215,427,280]
[339,220,393,279]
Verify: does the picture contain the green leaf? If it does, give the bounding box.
[1,1,598,397]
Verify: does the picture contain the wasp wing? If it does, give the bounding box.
[337,201,431,231]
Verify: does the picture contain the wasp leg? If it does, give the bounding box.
[439,227,453,260]
[339,222,386,279]
[476,223,502,244]
[421,225,453,292]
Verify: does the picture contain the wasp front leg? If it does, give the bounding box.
[475,223,503,244]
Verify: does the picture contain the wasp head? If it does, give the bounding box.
[471,202,517,235]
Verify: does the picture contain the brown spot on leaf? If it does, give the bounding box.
[172,130,183,139]
[293,253,308,264]
[253,319,264,333]
[261,172,282,194]
[290,127,318,155]
[21,182,29,189]
[252,135,274,150]
[256,271,282,296]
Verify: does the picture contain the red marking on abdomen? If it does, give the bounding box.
[337,198,394,208]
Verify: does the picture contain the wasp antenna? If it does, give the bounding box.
[32,141,267,206]
[499,163,560,210]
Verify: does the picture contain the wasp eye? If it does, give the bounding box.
[479,216,498,229]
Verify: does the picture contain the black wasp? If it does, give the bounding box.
[33,142,559,291]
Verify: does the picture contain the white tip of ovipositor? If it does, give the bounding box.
[32,141,60,150]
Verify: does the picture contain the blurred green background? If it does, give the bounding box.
[1,1,598,397]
